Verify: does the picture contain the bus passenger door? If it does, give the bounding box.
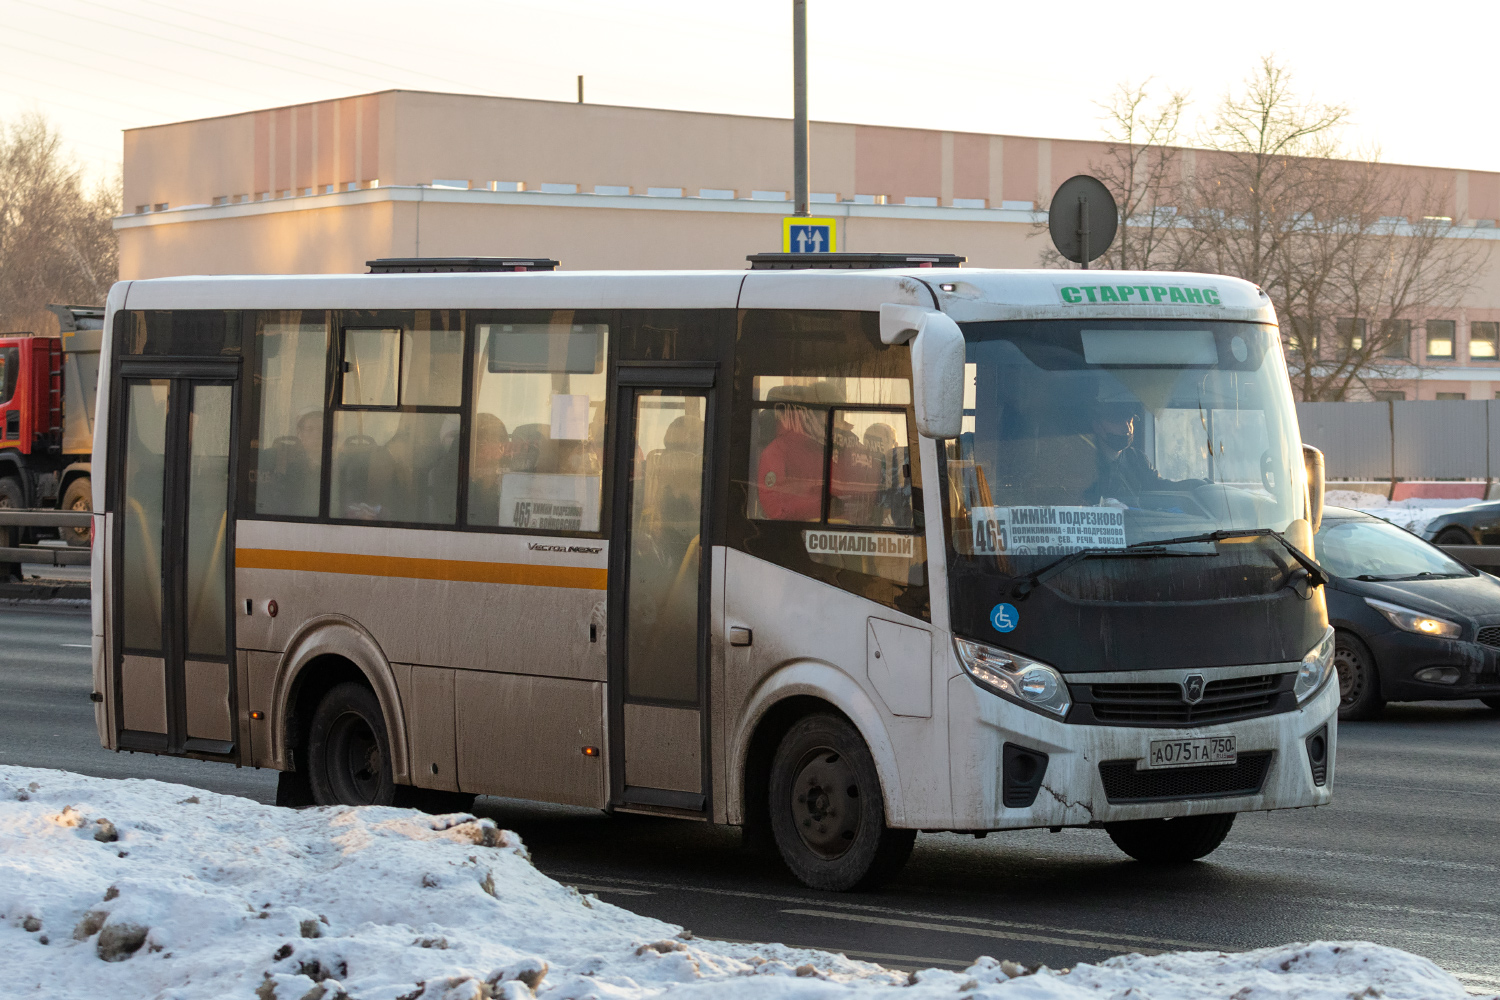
[110,359,239,758]
[608,366,715,816]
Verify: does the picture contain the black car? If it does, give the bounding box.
[1420,500,1500,545]
[1316,506,1500,719]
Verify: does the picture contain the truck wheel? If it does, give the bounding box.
[0,476,23,508]
[769,714,915,891]
[1106,813,1236,862]
[60,477,91,546]
[1335,631,1385,721]
[306,682,398,806]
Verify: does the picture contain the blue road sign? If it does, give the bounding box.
[782,217,838,253]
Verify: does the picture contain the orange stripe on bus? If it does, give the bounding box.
[234,548,607,590]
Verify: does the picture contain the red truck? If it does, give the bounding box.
[0,305,101,545]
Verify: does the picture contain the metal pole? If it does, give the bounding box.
[1078,195,1090,270]
[793,0,809,217]
[577,75,584,104]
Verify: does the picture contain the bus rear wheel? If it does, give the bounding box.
[1106,813,1236,863]
[769,714,915,891]
[307,682,398,806]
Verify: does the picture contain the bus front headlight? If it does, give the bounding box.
[955,638,1071,718]
[1294,627,1336,703]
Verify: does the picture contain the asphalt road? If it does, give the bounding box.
[4,602,1498,992]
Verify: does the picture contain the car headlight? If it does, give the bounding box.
[954,638,1071,717]
[1364,597,1462,639]
[1294,626,1336,703]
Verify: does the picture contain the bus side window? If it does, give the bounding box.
[468,317,608,534]
[327,312,463,525]
[252,314,328,518]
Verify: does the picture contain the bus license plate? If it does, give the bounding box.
[1145,736,1237,769]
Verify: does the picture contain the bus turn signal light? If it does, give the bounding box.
[250,711,265,721]
[582,746,599,757]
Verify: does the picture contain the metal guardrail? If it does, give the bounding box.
[0,509,93,570]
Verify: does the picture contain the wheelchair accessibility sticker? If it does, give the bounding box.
[989,602,1019,633]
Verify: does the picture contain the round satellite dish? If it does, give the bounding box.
[1048,175,1118,265]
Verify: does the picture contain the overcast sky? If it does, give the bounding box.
[1,0,1495,183]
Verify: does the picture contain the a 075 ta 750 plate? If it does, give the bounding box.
[1143,735,1237,769]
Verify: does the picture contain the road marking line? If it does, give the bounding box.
[540,870,1218,951]
[567,883,652,896]
[546,869,1224,953]
[1224,842,1500,874]
[1337,779,1500,799]
[781,908,1169,955]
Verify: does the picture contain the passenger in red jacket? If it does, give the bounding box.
[756,389,826,521]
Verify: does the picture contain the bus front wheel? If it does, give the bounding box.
[769,714,915,891]
[1106,813,1236,863]
[307,682,397,806]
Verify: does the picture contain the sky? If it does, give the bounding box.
[1,0,1496,183]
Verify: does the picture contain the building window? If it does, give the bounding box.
[1372,390,1406,401]
[1380,319,1411,359]
[1471,321,1498,360]
[1427,320,1456,359]
[1335,318,1365,353]
[1435,392,1466,400]
[1289,317,1319,356]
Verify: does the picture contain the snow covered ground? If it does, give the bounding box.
[0,766,1486,1000]
[1324,490,1478,536]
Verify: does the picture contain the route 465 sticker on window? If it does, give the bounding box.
[970,506,1126,556]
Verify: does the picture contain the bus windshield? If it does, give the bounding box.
[948,319,1305,559]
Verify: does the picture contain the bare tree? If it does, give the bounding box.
[1062,58,1489,400]
[1092,80,1190,271]
[0,113,118,334]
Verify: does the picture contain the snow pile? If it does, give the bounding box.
[0,766,1484,1000]
[1325,490,1476,535]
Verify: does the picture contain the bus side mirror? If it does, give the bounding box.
[880,304,965,439]
[1302,443,1325,533]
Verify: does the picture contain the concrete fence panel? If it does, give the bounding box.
[1393,401,1491,480]
[1296,402,1393,481]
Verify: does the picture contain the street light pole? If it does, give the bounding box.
[792,0,809,217]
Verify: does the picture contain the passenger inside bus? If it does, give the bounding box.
[257,410,323,516]
[754,387,825,521]
[466,413,509,525]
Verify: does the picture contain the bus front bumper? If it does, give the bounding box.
[944,669,1339,831]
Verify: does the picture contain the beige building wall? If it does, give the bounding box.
[118,89,1500,401]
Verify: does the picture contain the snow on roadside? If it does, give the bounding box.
[1324,490,1477,536]
[0,765,1484,1000]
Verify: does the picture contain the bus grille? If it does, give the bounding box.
[1099,751,1273,803]
[1076,673,1289,727]
[1477,626,1500,649]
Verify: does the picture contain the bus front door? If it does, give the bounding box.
[608,367,715,815]
[111,360,239,758]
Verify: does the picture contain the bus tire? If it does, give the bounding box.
[769,713,915,891]
[1481,697,1500,711]
[60,477,92,546]
[1106,813,1236,863]
[1334,631,1384,721]
[306,682,399,806]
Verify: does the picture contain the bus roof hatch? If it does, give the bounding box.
[366,257,560,273]
[746,252,966,270]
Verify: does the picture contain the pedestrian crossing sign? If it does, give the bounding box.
[783,217,838,253]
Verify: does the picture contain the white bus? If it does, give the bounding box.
[90,256,1337,890]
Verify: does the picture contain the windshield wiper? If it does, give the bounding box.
[1361,571,1465,582]
[1010,527,1328,600]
